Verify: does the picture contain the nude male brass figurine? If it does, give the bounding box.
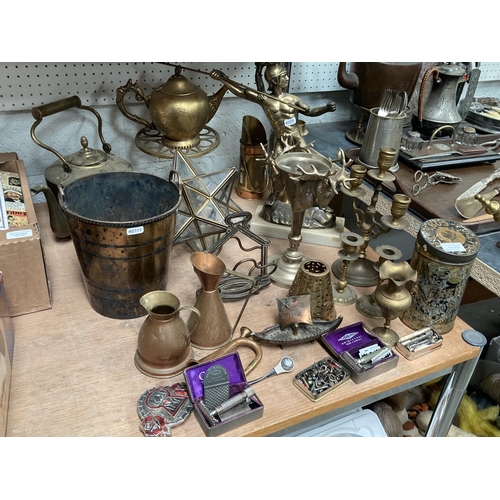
[210,63,337,228]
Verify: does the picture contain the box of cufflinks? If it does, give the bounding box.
[183,352,264,437]
[321,321,399,383]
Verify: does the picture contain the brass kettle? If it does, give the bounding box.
[116,65,227,149]
[412,63,467,137]
[30,95,134,239]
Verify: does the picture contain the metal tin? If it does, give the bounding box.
[321,322,399,384]
[237,116,268,199]
[400,219,480,334]
[183,352,264,437]
[293,357,350,402]
[395,327,443,360]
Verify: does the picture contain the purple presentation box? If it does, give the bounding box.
[184,352,264,436]
[321,321,399,383]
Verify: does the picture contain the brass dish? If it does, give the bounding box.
[240,317,343,346]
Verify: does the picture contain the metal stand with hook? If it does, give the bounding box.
[207,211,276,301]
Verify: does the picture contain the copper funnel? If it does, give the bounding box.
[190,252,226,291]
[188,252,233,349]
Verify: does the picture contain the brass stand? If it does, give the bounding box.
[332,147,410,287]
[345,107,368,146]
[372,260,417,347]
[356,245,403,319]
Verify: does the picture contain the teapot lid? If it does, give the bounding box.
[44,136,133,187]
[154,66,203,97]
[66,137,108,166]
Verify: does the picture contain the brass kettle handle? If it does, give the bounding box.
[30,95,112,172]
[115,79,151,128]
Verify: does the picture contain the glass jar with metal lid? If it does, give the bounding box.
[400,218,480,334]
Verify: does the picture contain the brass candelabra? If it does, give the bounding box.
[332,147,411,287]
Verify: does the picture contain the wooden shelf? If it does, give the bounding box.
[6,200,479,437]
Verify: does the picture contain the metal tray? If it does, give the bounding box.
[399,133,500,171]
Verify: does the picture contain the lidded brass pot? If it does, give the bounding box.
[116,65,227,150]
[30,95,134,239]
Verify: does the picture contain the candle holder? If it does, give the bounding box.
[475,193,500,248]
[332,147,411,287]
[475,193,500,222]
[332,232,364,305]
[356,244,403,318]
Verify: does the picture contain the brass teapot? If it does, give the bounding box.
[116,65,227,149]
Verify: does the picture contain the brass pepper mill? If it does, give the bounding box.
[332,232,364,305]
[356,244,403,318]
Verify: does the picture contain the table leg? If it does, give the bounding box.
[425,329,487,437]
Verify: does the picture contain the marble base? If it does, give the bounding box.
[250,205,345,248]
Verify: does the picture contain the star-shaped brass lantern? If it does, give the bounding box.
[115,66,243,251]
[173,150,242,252]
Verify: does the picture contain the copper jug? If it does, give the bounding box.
[337,62,422,109]
[116,65,227,149]
[412,63,466,137]
[187,252,233,350]
[135,291,201,378]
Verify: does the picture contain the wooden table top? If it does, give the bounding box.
[6,200,479,437]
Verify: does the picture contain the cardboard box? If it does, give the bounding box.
[0,153,52,316]
[0,271,15,436]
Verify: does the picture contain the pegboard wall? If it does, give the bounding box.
[1,62,499,111]
[0,62,343,110]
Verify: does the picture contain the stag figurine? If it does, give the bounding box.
[266,149,353,286]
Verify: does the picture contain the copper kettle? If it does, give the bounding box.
[30,95,134,239]
[116,65,227,150]
[337,62,422,109]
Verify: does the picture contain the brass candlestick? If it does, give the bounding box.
[332,232,364,305]
[332,147,411,287]
[475,193,500,222]
[475,193,500,249]
[356,245,403,319]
